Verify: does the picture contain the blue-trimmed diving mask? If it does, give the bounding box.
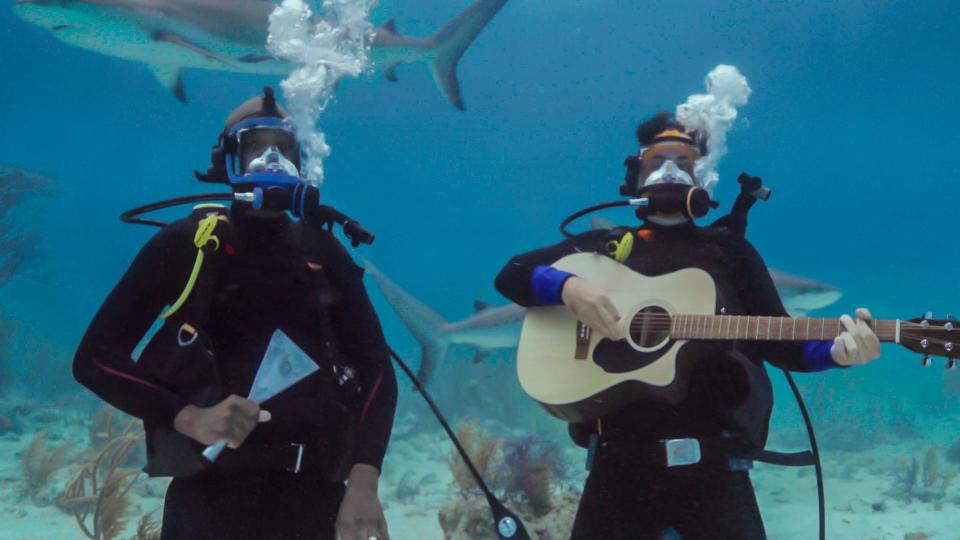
[225,117,303,188]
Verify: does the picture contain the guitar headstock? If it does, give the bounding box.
[901,314,959,369]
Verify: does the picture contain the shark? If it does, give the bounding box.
[361,258,842,383]
[11,0,509,109]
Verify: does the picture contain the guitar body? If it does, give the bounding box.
[517,253,718,422]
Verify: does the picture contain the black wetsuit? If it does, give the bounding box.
[495,221,822,540]
[74,207,397,540]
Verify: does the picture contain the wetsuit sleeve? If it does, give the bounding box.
[729,236,838,372]
[494,232,607,307]
[73,225,196,428]
[322,237,397,472]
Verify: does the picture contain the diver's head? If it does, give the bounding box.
[621,112,714,222]
[196,86,303,189]
[195,86,305,218]
[629,111,707,191]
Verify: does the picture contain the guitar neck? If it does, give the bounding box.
[668,315,900,343]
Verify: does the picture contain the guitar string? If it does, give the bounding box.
[612,318,948,350]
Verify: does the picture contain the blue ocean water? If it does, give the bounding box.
[1,1,959,538]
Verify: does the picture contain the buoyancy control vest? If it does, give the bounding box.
[136,205,359,480]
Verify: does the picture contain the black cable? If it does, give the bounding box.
[120,193,235,227]
[388,347,529,540]
[559,200,633,238]
[782,369,826,540]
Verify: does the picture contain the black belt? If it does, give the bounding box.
[215,441,312,474]
[590,436,815,471]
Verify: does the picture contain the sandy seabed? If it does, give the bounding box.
[1,412,957,540]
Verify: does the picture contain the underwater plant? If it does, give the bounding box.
[57,418,147,540]
[440,429,579,539]
[447,417,502,494]
[890,447,957,505]
[88,406,133,452]
[498,436,569,517]
[20,429,74,501]
[438,489,581,540]
[129,512,162,540]
[947,438,960,465]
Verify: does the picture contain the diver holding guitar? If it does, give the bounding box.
[494,112,880,539]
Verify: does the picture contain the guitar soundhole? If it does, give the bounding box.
[630,306,671,349]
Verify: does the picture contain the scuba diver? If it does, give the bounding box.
[73,87,396,540]
[493,112,881,539]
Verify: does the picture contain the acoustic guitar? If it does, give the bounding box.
[516,253,958,422]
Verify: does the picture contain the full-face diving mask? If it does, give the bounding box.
[225,116,303,188]
[641,160,696,188]
[628,140,717,219]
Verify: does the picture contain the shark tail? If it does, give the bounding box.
[428,0,508,110]
[361,258,450,384]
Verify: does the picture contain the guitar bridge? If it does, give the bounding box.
[575,321,591,360]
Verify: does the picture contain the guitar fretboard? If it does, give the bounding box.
[668,315,899,343]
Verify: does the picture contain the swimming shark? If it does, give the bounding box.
[11,0,509,109]
[362,258,842,383]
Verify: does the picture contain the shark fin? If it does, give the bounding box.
[380,18,397,33]
[384,64,399,82]
[428,0,508,110]
[148,64,187,103]
[152,30,231,66]
[361,257,451,385]
[418,340,450,383]
[473,300,488,312]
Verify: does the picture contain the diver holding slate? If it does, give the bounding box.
[73,87,397,540]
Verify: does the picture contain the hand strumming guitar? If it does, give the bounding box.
[560,276,627,341]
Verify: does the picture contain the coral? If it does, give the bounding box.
[89,406,136,452]
[0,414,12,434]
[441,429,577,538]
[20,429,74,500]
[438,489,580,540]
[99,468,137,540]
[499,437,569,517]
[923,447,940,489]
[128,512,162,540]
[447,417,501,494]
[946,438,960,465]
[890,447,957,504]
[58,419,147,540]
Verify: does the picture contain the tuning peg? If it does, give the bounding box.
[921,356,933,367]
[947,359,957,371]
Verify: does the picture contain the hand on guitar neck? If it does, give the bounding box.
[830,308,881,366]
[560,276,627,341]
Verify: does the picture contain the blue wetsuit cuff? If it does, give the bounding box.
[531,265,575,306]
[803,340,842,371]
